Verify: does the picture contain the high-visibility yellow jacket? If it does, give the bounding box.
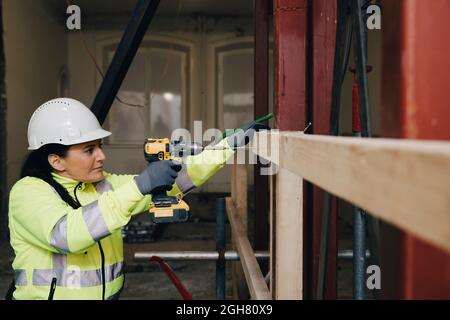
[8,139,235,300]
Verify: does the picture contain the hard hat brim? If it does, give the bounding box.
[28,128,112,150]
[66,128,112,146]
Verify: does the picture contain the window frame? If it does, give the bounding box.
[96,35,193,147]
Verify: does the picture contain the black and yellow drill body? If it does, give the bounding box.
[144,138,190,224]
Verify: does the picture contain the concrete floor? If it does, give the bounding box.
[0,193,364,300]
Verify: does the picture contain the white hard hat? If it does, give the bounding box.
[27,98,111,150]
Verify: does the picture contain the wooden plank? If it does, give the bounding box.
[231,161,248,211]
[269,174,275,297]
[275,168,303,299]
[230,160,249,299]
[256,131,450,253]
[226,198,271,300]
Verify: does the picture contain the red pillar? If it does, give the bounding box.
[309,0,338,299]
[381,0,450,299]
[274,0,308,130]
[273,0,308,297]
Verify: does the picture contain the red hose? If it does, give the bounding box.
[149,256,193,300]
[349,65,372,134]
[352,72,361,133]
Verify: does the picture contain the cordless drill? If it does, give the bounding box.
[144,138,203,224]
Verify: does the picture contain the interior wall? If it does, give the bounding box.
[3,0,68,191]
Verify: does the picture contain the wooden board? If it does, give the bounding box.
[275,168,303,299]
[226,198,271,300]
[256,131,450,253]
[269,174,275,297]
[231,161,250,299]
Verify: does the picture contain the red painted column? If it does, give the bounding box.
[273,0,308,297]
[274,0,308,130]
[381,0,450,299]
[309,0,338,299]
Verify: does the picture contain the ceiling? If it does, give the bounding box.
[52,0,253,16]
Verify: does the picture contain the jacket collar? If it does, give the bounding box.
[51,172,88,191]
[51,172,108,192]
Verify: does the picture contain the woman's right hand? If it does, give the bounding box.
[134,160,182,195]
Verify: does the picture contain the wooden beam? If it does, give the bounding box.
[269,174,275,297]
[230,160,249,299]
[231,161,248,212]
[275,168,303,299]
[255,131,450,253]
[226,198,271,300]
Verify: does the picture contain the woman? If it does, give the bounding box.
[8,98,244,300]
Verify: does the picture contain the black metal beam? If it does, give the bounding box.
[91,0,160,125]
[253,0,270,276]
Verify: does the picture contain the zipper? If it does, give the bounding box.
[98,242,106,300]
[48,277,57,300]
[74,182,106,300]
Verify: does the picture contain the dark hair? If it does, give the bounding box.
[20,144,80,209]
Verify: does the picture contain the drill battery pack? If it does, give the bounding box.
[149,195,190,224]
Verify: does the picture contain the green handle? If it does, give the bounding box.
[254,113,274,124]
[223,113,273,138]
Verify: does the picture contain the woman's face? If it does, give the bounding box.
[48,139,106,183]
